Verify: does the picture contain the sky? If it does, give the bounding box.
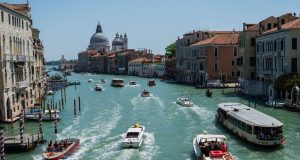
[3,0,300,61]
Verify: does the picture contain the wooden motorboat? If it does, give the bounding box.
[148,80,156,87]
[141,90,150,97]
[129,81,136,85]
[42,138,80,160]
[94,84,103,91]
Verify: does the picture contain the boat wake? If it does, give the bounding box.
[131,94,165,109]
[66,103,122,160]
[189,105,214,121]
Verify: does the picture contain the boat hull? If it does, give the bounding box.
[42,138,80,160]
[122,126,145,149]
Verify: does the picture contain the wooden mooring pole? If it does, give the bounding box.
[74,98,76,115]
[54,110,58,134]
[78,96,81,112]
[19,110,24,144]
[39,113,43,140]
[0,130,4,160]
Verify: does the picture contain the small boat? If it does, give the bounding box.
[129,81,136,85]
[148,80,156,86]
[206,89,212,97]
[63,71,71,77]
[88,79,93,82]
[193,133,234,160]
[141,90,150,97]
[101,79,106,83]
[122,123,145,148]
[25,109,59,115]
[111,78,124,87]
[66,81,81,86]
[94,84,103,91]
[195,84,202,89]
[42,138,80,160]
[47,90,54,95]
[265,100,285,108]
[25,113,61,121]
[176,96,193,107]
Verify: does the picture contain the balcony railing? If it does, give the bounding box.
[16,80,28,89]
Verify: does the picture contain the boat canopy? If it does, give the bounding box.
[197,134,227,142]
[218,103,283,127]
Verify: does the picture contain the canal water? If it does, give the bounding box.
[4,71,300,160]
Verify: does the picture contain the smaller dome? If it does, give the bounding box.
[112,37,124,46]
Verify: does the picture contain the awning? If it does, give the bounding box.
[15,63,25,68]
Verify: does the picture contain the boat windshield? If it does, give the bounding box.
[254,126,283,141]
[113,80,124,83]
[126,132,140,138]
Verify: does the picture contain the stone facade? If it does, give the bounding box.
[256,19,300,98]
[238,13,298,95]
[0,2,45,122]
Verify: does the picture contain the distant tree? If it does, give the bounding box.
[165,43,176,58]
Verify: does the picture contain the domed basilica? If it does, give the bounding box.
[88,22,128,52]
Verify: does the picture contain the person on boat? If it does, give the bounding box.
[53,141,58,150]
[63,140,67,149]
[221,142,227,152]
[210,141,215,150]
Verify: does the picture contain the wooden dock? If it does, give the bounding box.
[4,133,44,152]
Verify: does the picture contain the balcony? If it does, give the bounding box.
[16,80,28,89]
[16,55,26,62]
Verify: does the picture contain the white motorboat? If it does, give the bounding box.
[265,100,285,108]
[47,90,54,95]
[25,113,61,121]
[129,81,136,85]
[141,90,150,97]
[94,84,103,91]
[176,96,193,107]
[193,133,234,160]
[122,123,145,148]
[88,79,93,82]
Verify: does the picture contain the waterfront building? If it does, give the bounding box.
[128,58,145,76]
[256,17,300,98]
[175,30,237,84]
[59,54,76,72]
[0,2,45,122]
[165,57,176,80]
[190,33,239,84]
[238,13,298,95]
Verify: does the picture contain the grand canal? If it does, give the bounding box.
[4,71,300,160]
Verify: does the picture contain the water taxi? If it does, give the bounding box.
[141,90,150,97]
[176,96,193,107]
[148,80,156,86]
[129,81,136,85]
[111,78,124,87]
[193,133,233,160]
[42,138,80,160]
[216,102,285,146]
[88,79,93,82]
[122,123,145,148]
[94,84,103,91]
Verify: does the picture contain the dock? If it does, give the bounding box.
[4,133,44,152]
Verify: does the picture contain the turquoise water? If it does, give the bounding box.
[4,72,300,160]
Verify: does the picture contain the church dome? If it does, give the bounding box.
[112,37,124,46]
[88,22,110,51]
[90,32,109,44]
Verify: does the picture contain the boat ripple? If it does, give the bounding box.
[67,103,121,160]
[131,94,165,109]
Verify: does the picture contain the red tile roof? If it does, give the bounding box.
[129,58,145,63]
[191,33,239,46]
[0,3,30,16]
[264,18,300,34]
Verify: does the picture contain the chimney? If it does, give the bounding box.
[259,22,262,35]
[277,17,281,30]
